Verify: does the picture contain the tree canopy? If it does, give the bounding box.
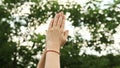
[0,0,120,68]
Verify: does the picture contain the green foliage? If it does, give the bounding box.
[0,0,120,68]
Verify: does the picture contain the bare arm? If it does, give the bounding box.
[45,49,60,68]
[37,50,46,68]
[45,12,68,68]
[36,12,68,68]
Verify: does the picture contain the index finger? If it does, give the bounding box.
[48,18,54,29]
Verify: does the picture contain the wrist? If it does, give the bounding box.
[45,50,60,55]
[46,45,60,52]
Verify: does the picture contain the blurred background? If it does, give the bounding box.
[0,0,120,68]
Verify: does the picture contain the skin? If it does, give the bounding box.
[37,49,46,68]
[37,12,68,68]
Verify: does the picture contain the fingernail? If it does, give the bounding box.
[58,13,61,16]
[55,13,58,16]
[61,11,63,14]
[58,12,61,14]
[56,13,59,17]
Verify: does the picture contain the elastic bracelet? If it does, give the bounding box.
[45,50,60,55]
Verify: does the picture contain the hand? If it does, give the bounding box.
[46,12,69,51]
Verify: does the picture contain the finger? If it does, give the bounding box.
[53,13,60,27]
[60,15,65,30]
[57,13,63,28]
[64,30,69,39]
[48,18,54,29]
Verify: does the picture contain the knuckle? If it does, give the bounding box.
[48,28,53,31]
[48,27,59,32]
[60,29,63,32]
[54,27,58,30]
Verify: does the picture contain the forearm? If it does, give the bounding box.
[39,12,68,68]
[37,51,46,68]
[45,47,60,68]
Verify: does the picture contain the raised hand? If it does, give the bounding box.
[46,12,69,51]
